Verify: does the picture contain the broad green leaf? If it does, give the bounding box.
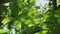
[41,30,48,34]
[57,0,60,6]
[0,30,9,33]
[3,3,10,6]
[33,18,39,24]
[15,20,21,29]
[25,19,32,25]
[20,17,25,22]
[2,17,11,24]
[18,11,22,15]
[29,0,34,3]
[24,0,27,3]
[58,18,60,24]
[28,23,34,27]
[7,7,11,16]
[42,24,48,29]
[54,14,59,18]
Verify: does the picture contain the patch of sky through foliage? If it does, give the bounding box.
[35,0,49,14]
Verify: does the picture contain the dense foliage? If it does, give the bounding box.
[0,0,60,34]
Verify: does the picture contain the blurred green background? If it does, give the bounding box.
[0,0,60,34]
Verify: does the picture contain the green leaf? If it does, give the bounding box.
[41,30,48,34]
[54,14,59,18]
[42,24,48,29]
[15,20,21,29]
[28,24,34,27]
[57,0,60,6]
[0,30,9,33]
[2,17,11,24]
[33,18,39,24]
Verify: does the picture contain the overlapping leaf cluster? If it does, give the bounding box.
[0,0,60,34]
[0,0,42,34]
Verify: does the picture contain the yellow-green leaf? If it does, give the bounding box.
[2,17,11,24]
[0,30,9,33]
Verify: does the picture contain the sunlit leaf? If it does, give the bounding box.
[58,18,60,24]
[2,3,10,6]
[0,30,9,33]
[2,17,11,24]
[25,20,32,25]
[14,20,21,29]
[33,18,39,24]
[57,0,60,6]
[42,24,48,29]
[41,30,48,34]
[28,24,34,27]
[54,14,59,18]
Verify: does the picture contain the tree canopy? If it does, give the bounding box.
[0,0,60,34]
